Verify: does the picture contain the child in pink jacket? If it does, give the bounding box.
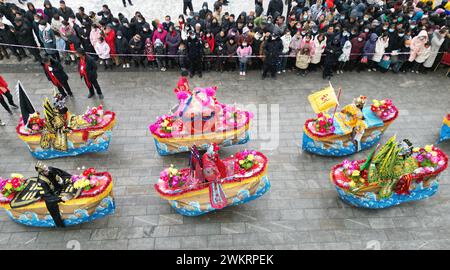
[236,42,252,76]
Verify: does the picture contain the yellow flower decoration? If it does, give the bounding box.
[424,145,433,152]
[4,183,13,190]
[10,173,24,179]
[349,181,356,188]
[431,151,438,157]
[352,170,360,177]
[247,154,254,161]
[412,147,420,152]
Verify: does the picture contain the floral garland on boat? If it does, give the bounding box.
[71,168,101,191]
[0,174,26,200]
[82,105,104,126]
[371,99,396,121]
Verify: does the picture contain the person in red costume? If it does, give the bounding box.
[202,144,227,209]
[0,75,19,115]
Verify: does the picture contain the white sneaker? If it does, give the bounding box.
[282,70,286,73]
[126,63,130,68]
[0,121,5,126]
[122,64,126,68]
[243,72,246,76]
[161,67,166,71]
[277,71,281,74]
[368,69,371,72]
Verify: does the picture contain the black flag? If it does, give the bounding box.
[18,81,36,127]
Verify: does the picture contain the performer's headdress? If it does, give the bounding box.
[35,161,48,173]
[353,95,367,108]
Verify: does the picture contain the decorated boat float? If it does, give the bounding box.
[150,86,252,155]
[303,92,398,156]
[0,165,115,227]
[16,83,116,159]
[438,114,450,143]
[331,136,448,209]
[154,145,270,216]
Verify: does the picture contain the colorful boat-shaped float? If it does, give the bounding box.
[150,86,251,155]
[16,83,116,159]
[438,114,450,143]
[330,136,448,209]
[0,165,115,227]
[303,94,398,156]
[154,145,270,216]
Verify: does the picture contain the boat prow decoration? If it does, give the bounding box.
[330,136,448,209]
[149,86,252,155]
[438,114,450,143]
[154,145,270,216]
[303,97,398,156]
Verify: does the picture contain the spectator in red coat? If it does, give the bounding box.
[104,24,118,65]
[152,24,168,47]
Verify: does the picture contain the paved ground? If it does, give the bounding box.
[0,66,449,250]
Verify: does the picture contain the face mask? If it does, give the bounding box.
[411,25,416,29]
[117,36,122,39]
[158,29,162,32]
[364,29,369,33]
[398,33,404,37]
[358,38,363,41]
[340,16,345,20]
[303,16,308,20]
[138,19,143,23]
[34,19,40,22]
[389,29,394,33]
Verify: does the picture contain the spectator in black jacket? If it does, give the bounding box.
[43,0,58,23]
[41,57,73,97]
[262,33,283,79]
[13,18,41,62]
[267,0,283,18]
[58,1,74,21]
[0,20,23,61]
[186,30,203,78]
[76,48,103,99]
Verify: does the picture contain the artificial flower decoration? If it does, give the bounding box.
[235,150,259,174]
[160,164,188,190]
[82,105,105,126]
[71,168,100,191]
[27,112,45,132]
[371,99,397,120]
[0,174,26,198]
[314,112,335,134]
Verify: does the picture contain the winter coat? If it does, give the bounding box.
[104,30,117,55]
[95,41,111,60]
[152,25,168,46]
[296,52,310,69]
[267,0,284,18]
[363,33,378,58]
[39,25,57,55]
[289,35,302,57]
[78,55,98,81]
[300,39,316,58]
[424,31,446,68]
[199,2,211,19]
[372,37,389,62]
[339,40,352,62]
[0,24,18,45]
[43,0,58,22]
[166,30,181,55]
[115,35,130,55]
[350,34,366,61]
[409,30,429,62]
[89,28,102,50]
[144,40,155,61]
[415,46,431,63]
[311,36,327,64]
[264,37,283,64]
[237,45,253,63]
[129,38,143,54]
[41,58,69,83]
[57,7,75,21]
[14,23,37,46]
[186,36,203,60]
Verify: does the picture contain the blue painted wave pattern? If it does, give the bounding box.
[335,181,439,209]
[302,130,382,157]
[169,175,271,216]
[154,131,250,156]
[27,131,112,160]
[5,196,115,227]
[438,124,450,143]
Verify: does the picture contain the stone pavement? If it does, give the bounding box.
[0,67,449,250]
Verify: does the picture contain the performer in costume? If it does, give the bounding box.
[34,162,78,227]
[40,97,69,151]
[41,57,73,98]
[202,144,227,209]
[339,96,368,152]
[76,48,104,99]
